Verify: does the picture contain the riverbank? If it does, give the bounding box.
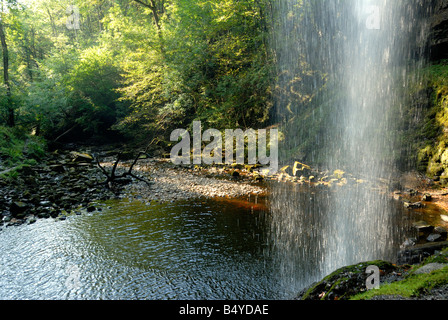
[0,148,268,227]
[3,147,448,227]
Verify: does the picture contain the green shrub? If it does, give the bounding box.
[0,126,46,169]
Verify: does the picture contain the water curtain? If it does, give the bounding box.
[268,0,430,293]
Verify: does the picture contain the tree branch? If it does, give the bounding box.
[132,0,153,9]
[95,152,152,190]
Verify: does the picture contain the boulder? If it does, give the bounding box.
[434,226,448,241]
[404,201,424,209]
[48,164,66,173]
[413,221,435,239]
[297,260,402,300]
[427,233,443,242]
[414,263,447,275]
[9,201,30,217]
[70,151,94,163]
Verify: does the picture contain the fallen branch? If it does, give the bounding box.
[95,151,152,189]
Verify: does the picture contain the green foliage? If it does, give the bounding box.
[0,0,274,148]
[0,125,46,168]
[115,0,273,144]
[67,45,125,135]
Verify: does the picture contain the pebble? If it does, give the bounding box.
[122,159,266,202]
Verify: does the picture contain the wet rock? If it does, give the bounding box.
[27,216,37,224]
[398,241,448,265]
[7,218,24,227]
[230,170,240,177]
[422,194,433,201]
[427,233,443,242]
[49,209,60,218]
[413,221,435,239]
[394,191,403,201]
[297,260,404,300]
[70,151,94,162]
[48,164,66,173]
[10,201,30,217]
[36,208,51,219]
[401,238,417,249]
[404,201,424,209]
[414,263,447,275]
[434,226,448,241]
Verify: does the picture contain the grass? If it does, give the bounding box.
[351,266,448,300]
[351,248,448,300]
[0,126,46,178]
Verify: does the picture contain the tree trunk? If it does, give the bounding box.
[0,17,13,127]
[132,0,165,54]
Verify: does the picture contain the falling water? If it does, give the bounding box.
[268,0,431,294]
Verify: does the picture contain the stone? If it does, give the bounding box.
[70,151,94,163]
[49,209,60,218]
[413,221,435,238]
[10,201,29,216]
[414,263,447,275]
[27,217,37,224]
[434,226,448,241]
[401,238,417,249]
[427,233,443,242]
[48,164,66,173]
[422,193,432,201]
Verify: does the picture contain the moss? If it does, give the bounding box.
[351,248,448,300]
[408,61,448,177]
[299,260,398,300]
[351,266,448,300]
[0,126,46,178]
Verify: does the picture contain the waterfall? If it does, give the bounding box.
[267,0,431,295]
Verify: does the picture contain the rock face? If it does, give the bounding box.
[430,0,448,61]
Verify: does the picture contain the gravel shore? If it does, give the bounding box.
[102,157,267,203]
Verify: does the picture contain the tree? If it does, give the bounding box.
[0,2,13,126]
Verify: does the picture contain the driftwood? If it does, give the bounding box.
[95,151,152,189]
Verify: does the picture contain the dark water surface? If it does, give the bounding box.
[0,196,290,300]
[0,187,420,300]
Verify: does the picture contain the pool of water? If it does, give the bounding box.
[0,184,423,300]
[0,196,290,300]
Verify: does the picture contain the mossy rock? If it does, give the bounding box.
[352,249,448,300]
[298,260,401,301]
